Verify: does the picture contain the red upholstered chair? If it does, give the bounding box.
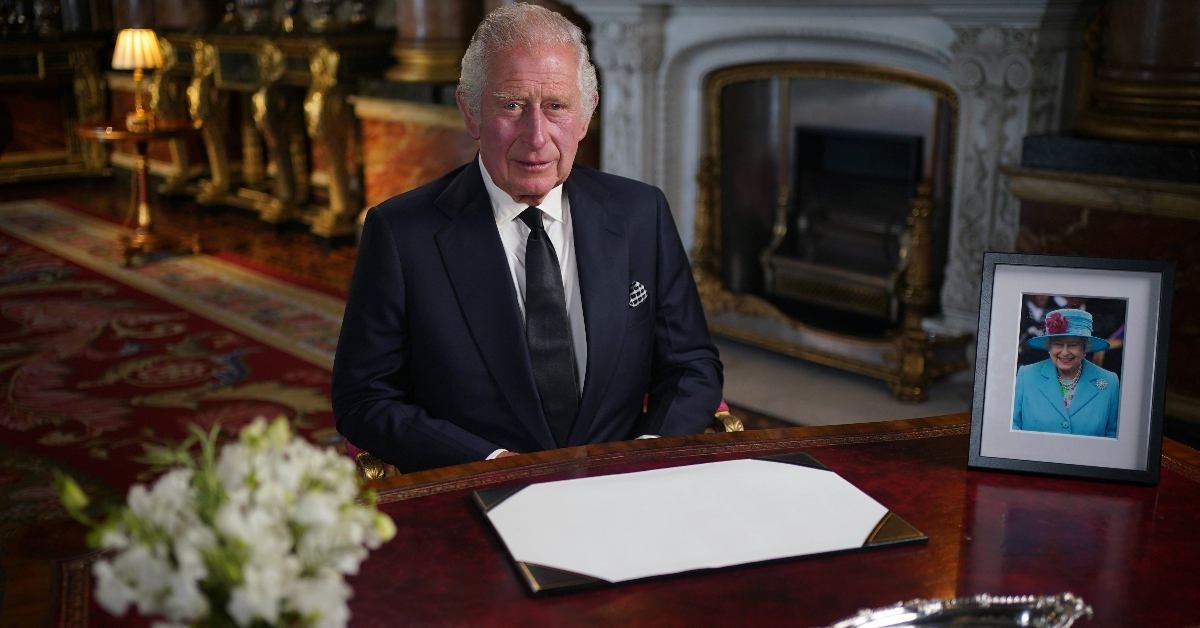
[344,402,742,481]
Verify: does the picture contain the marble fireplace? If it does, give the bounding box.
[569,0,1100,396]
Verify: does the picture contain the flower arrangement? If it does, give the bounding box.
[56,417,395,628]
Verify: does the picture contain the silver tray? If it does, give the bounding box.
[828,593,1092,628]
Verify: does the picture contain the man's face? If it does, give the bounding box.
[457,42,593,206]
[1048,337,1086,374]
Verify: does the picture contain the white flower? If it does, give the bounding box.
[293,492,339,529]
[214,501,289,558]
[159,526,213,622]
[97,527,130,551]
[108,543,171,616]
[227,553,301,627]
[174,525,216,566]
[286,574,351,628]
[92,559,136,616]
[87,415,394,628]
[217,443,253,493]
[161,567,209,620]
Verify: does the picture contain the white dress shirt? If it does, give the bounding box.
[480,157,588,389]
[481,158,592,461]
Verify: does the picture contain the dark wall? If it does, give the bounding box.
[112,0,155,29]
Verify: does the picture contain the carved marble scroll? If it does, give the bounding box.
[939,26,1039,331]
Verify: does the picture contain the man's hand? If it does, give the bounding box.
[495,450,519,458]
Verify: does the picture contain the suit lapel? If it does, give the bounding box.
[1035,359,1070,421]
[434,161,556,450]
[564,172,626,445]
[1068,360,1102,416]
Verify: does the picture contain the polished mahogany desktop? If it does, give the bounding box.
[354,413,1200,628]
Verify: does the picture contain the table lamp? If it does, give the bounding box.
[111,28,164,132]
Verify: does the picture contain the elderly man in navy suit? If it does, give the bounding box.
[332,4,723,473]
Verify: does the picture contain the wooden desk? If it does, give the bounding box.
[355,413,1200,627]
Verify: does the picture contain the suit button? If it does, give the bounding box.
[1062,422,1069,428]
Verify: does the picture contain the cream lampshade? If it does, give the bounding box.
[112,29,164,131]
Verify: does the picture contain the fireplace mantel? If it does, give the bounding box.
[569,0,1101,333]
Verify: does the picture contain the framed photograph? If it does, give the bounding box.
[969,253,1175,484]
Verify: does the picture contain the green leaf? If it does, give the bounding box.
[53,470,89,512]
[373,512,396,543]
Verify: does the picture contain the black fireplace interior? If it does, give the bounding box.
[784,127,922,280]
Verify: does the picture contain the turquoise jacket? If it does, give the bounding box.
[1013,358,1120,438]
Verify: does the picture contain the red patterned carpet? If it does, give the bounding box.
[0,199,344,626]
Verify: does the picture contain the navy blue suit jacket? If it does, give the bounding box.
[332,160,723,473]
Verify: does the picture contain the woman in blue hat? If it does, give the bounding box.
[1013,308,1121,438]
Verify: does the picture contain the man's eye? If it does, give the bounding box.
[505,103,519,110]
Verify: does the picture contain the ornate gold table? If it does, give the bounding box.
[159,30,392,240]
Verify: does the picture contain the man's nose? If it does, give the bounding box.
[520,106,549,149]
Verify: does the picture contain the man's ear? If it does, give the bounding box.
[456,89,482,140]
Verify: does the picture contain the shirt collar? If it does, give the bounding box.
[479,155,565,227]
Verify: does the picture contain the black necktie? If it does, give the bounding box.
[519,206,579,447]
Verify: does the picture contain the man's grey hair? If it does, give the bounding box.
[459,3,599,122]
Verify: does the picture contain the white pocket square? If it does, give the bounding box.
[629,281,647,307]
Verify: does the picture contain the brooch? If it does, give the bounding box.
[1096,379,1107,390]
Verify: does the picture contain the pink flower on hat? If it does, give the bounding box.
[1046,311,1068,335]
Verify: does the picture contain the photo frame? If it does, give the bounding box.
[969,253,1175,484]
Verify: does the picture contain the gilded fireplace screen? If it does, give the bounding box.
[692,62,969,400]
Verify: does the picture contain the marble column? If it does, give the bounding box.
[1076,0,1200,144]
[387,0,483,83]
[583,3,666,183]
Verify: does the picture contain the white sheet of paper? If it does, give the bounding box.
[485,459,889,583]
